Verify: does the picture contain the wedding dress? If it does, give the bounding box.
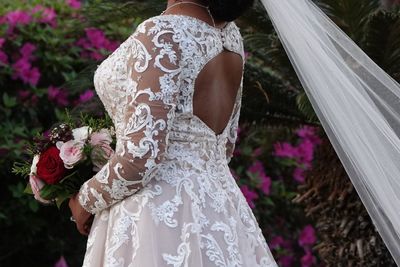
[77,14,278,267]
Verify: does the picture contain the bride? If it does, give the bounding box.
[69,0,400,265]
[68,0,278,266]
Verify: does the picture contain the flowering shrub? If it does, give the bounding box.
[231,124,323,266]
[0,1,136,266]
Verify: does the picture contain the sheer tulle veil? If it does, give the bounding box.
[260,0,400,263]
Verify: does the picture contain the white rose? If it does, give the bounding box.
[72,126,92,142]
[30,155,40,175]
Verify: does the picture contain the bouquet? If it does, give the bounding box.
[13,115,115,208]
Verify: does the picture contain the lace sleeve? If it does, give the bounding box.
[225,86,242,164]
[77,19,181,214]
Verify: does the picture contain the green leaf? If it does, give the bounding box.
[39,185,61,199]
[55,194,70,209]
[24,183,34,195]
[2,93,17,108]
[28,200,39,212]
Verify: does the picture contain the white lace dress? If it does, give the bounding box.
[77,14,278,267]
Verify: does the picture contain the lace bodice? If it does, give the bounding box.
[77,14,244,214]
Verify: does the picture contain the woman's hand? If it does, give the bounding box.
[69,193,94,236]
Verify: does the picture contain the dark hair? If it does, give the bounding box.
[208,0,255,22]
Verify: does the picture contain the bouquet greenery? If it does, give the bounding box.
[13,113,115,208]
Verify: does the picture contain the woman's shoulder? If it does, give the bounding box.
[134,14,239,37]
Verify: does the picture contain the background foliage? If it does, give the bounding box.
[1,0,399,266]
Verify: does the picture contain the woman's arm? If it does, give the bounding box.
[77,19,182,215]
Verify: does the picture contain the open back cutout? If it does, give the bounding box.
[193,50,244,136]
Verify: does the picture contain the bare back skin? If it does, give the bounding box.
[164,2,244,135]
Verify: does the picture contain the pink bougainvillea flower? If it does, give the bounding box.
[293,167,305,183]
[0,38,5,48]
[54,255,69,267]
[85,28,108,49]
[248,160,265,176]
[244,51,252,61]
[260,175,272,195]
[32,6,57,27]
[79,89,95,103]
[67,0,82,9]
[297,125,322,146]
[279,255,295,267]
[273,142,299,158]
[12,57,31,75]
[4,10,32,26]
[20,43,37,60]
[301,250,316,267]
[298,225,317,247]
[48,86,69,106]
[0,51,8,64]
[76,28,120,60]
[240,185,258,208]
[12,58,40,86]
[21,67,41,86]
[297,139,315,163]
[269,235,285,249]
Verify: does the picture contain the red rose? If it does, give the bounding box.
[36,146,66,184]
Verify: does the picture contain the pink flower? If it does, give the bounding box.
[20,43,37,59]
[260,175,272,195]
[270,235,285,249]
[12,58,31,75]
[248,160,265,176]
[296,125,322,145]
[54,256,69,267]
[273,142,299,158]
[79,89,95,103]
[31,6,57,26]
[67,0,82,9]
[22,67,41,86]
[40,7,57,26]
[297,139,314,163]
[0,51,7,64]
[298,225,317,247]
[293,167,305,183]
[240,185,258,208]
[48,86,69,106]
[244,51,252,61]
[4,10,32,26]
[85,28,108,49]
[58,140,86,168]
[29,155,52,204]
[77,28,120,60]
[29,175,52,204]
[90,129,112,146]
[301,250,316,267]
[12,58,41,86]
[279,255,295,267]
[0,38,7,64]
